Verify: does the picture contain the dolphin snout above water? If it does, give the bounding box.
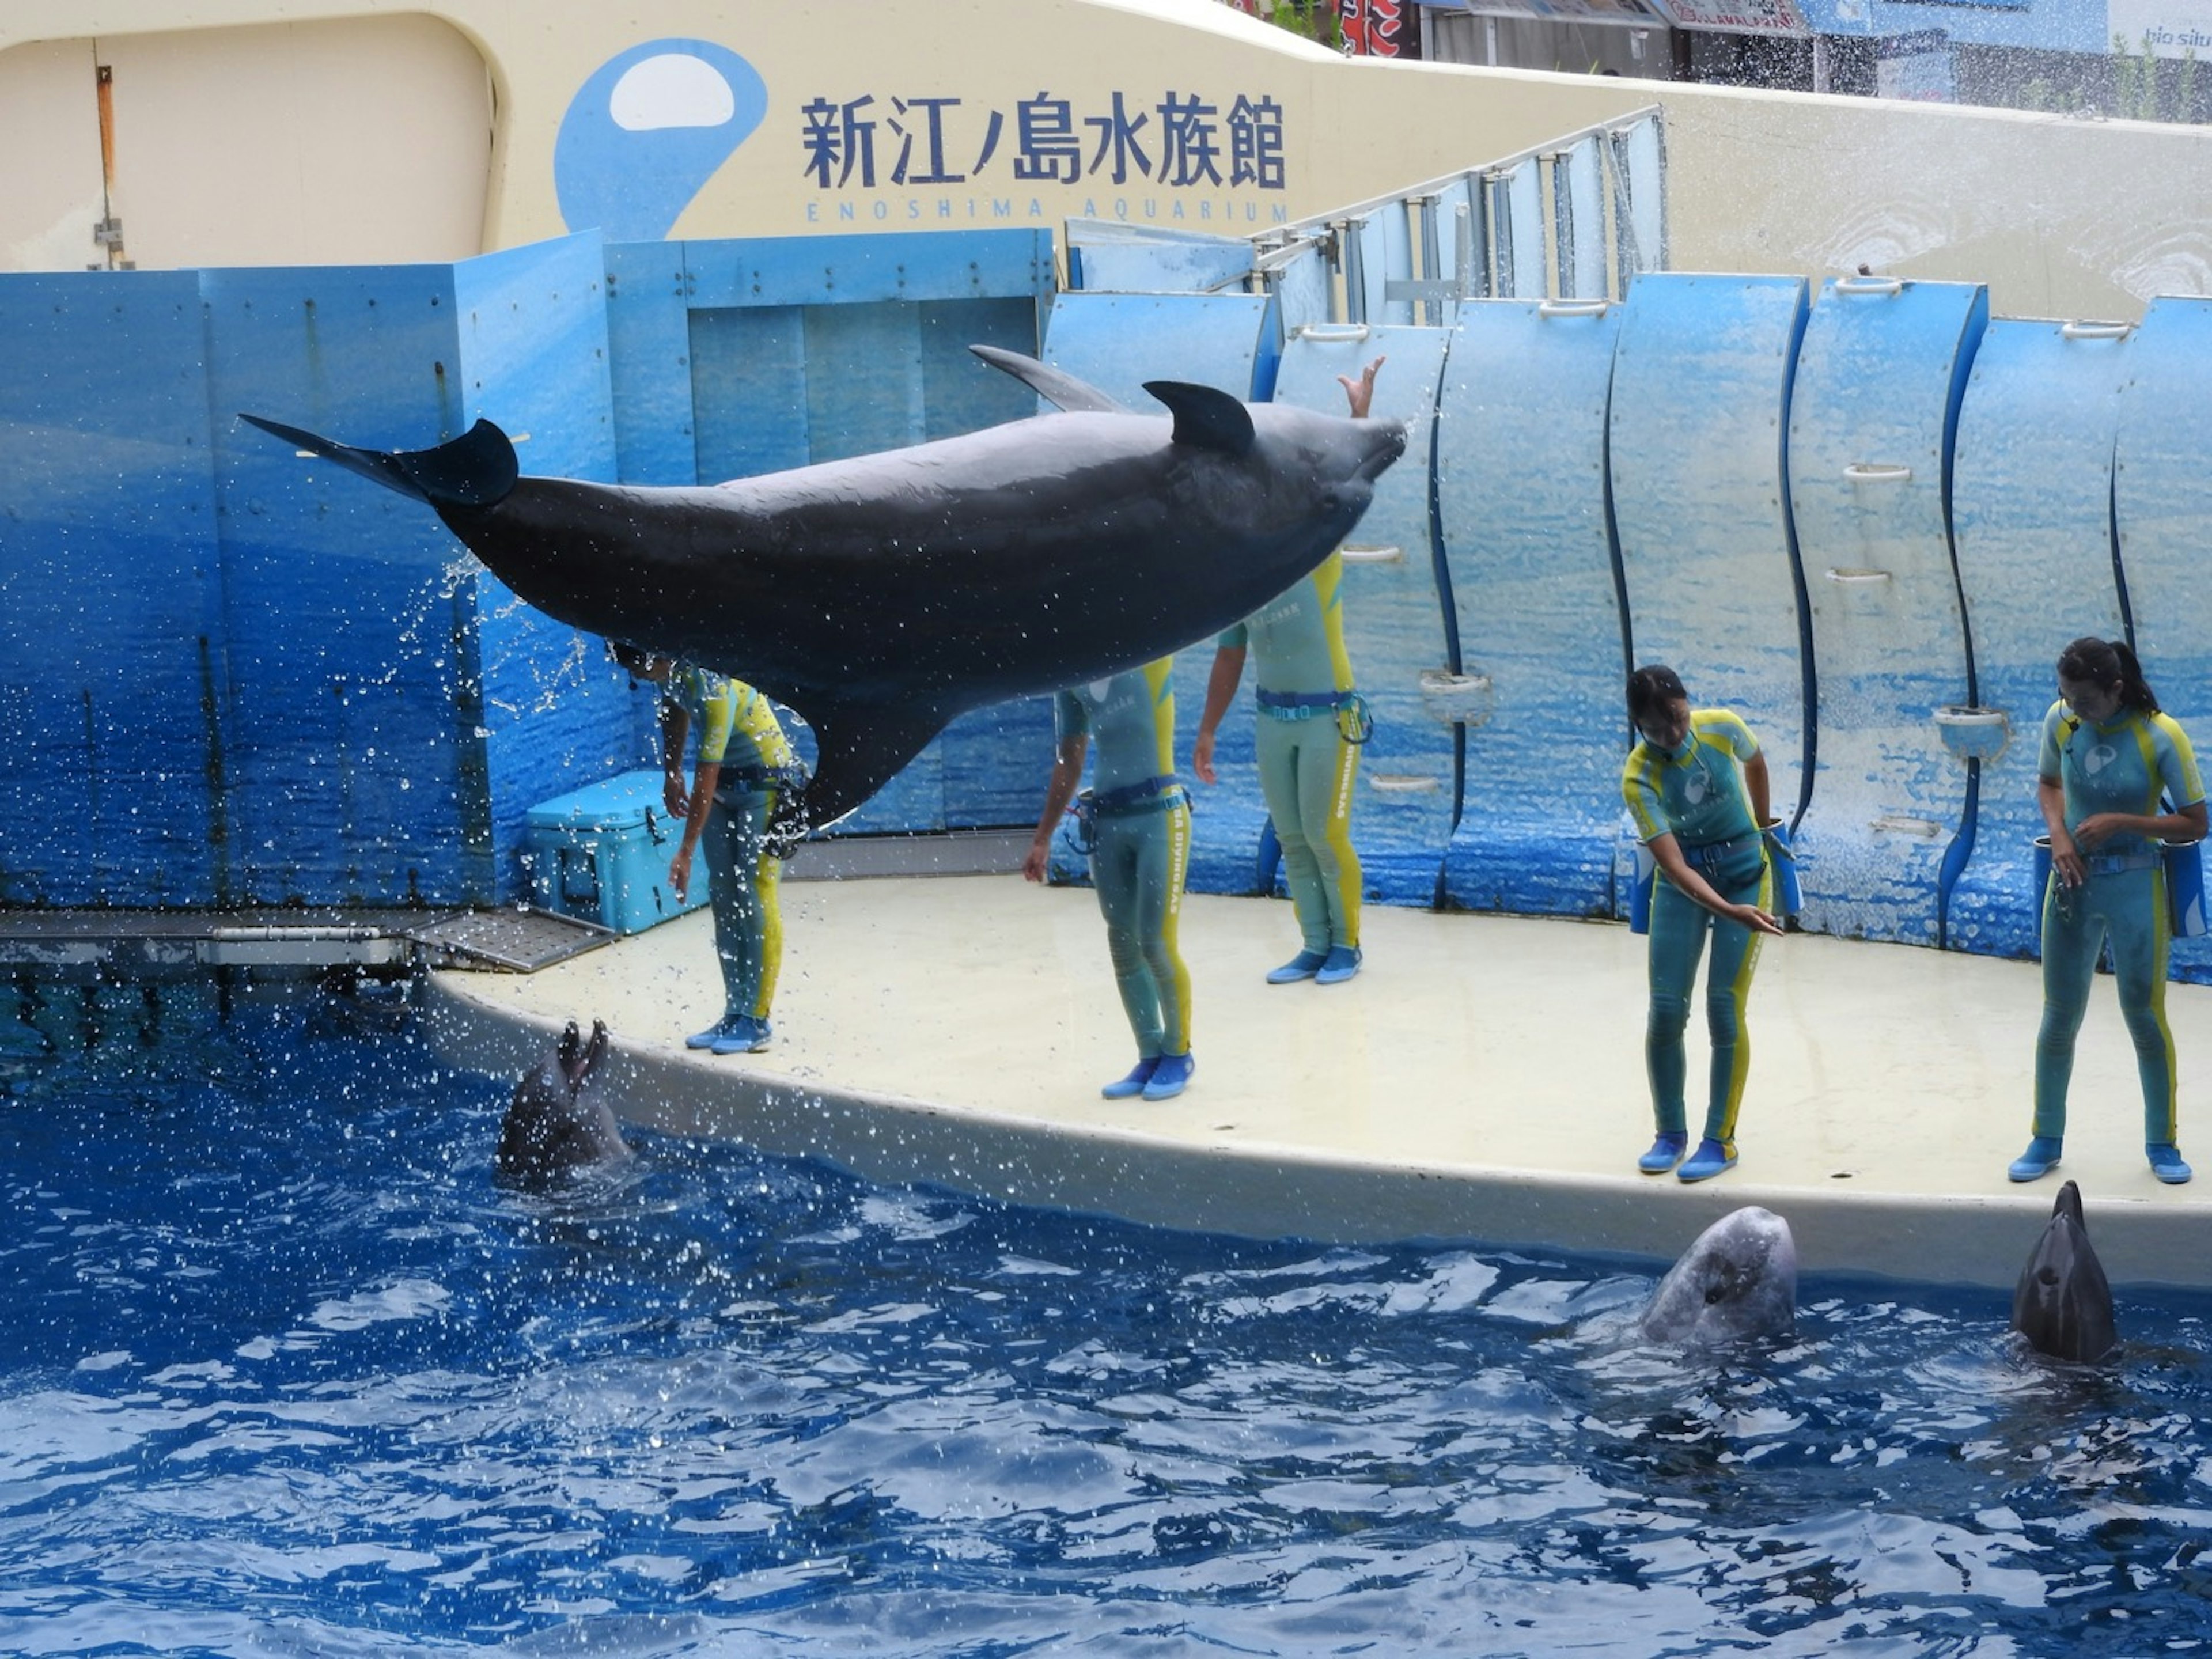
[2010,1180,2118,1364]
[1642,1206,1799,1346]
[497,1019,630,1191]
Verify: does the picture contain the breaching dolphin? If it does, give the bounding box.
[2009,1180,2118,1363]
[1642,1207,1799,1345]
[497,1018,630,1190]
[244,347,1407,830]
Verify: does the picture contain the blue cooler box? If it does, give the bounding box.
[524,770,709,934]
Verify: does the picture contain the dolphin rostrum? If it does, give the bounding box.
[2010,1180,2118,1364]
[497,1018,630,1190]
[1642,1206,1799,1346]
[244,349,1407,830]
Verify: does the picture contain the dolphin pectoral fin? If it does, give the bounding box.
[1143,380,1255,456]
[240,414,520,510]
[793,701,949,832]
[969,344,1133,415]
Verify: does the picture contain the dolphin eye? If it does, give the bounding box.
[1705,1285,1728,1304]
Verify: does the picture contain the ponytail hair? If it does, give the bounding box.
[1626,664,1688,728]
[2056,635,2159,715]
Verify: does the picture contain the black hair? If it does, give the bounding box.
[2056,635,2158,715]
[1626,664,1689,728]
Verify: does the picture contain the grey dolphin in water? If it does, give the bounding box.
[497,1019,630,1190]
[1642,1207,1799,1345]
[2010,1180,2118,1363]
[244,348,1407,829]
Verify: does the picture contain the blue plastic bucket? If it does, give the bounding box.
[1628,841,1657,935]
[2033,835,2051,907]
[1762,818,1801,918]
[2166,840,2207,937]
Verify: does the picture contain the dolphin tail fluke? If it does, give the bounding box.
[240,414,520,510]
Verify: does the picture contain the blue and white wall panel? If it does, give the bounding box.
[1485,164,1547,302]
[1437,298,1626,917]
[1947,318,2131,961]
[1549,137,1607,302]
[453,236,632,902]
[1042,291,1282,895]
[202,259,506,906]
[2114,297,2212,984]
[1608,274,1811,912]
[0,274,226,907]
[1788,277,1988,946]
[1276,322,1455,908]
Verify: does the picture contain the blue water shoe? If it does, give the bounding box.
[2148,1142,2194,1184]
[1141,1052,1195,1101]
[1315,945,1363,986]
[1677,1138,1737,1183]
[710,1016,772,1055]
[2008,1135,2063,1182]
[1101,1058,1160,1100]
[1638,1131,1688,1174]
[1266,949,1328,985]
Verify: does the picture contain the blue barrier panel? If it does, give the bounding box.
[1275,321,1455,908]
[1788,276,1988,946]
[1946,317,2131,961]
[2114,297,2212,984]
[201,260,498,905]
[1041,292,1278,893]
[1065,220,1253,293]
[1437,297,1626,918]
[1609,273,1811,914]
[0,272,226,907]
[603,244,698,486]
[455,234,639,903]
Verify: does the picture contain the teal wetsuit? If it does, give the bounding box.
[668,666,800,1028]
[1622,710,1774,1150]
[1222,551,1362,954]
[2034,699,2205,1143]
[1058,661,1192,1060]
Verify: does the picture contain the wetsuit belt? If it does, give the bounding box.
[1680,830,1763,872]
[1093,776,1187,817]
[1257,690,1349,719]
[719,764,808,796]
[2083,849,2160,876]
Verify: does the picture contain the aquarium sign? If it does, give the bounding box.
[2111,0,2212,58]
[1658,0,1811,33]
[798,88,1293,226]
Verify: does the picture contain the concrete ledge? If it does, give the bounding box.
[427,876,2212,1291]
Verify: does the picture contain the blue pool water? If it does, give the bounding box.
[3,982,2211,1656]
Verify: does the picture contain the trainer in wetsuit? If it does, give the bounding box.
[614,645,803,1057]
[1024,660,1196,1101]
[2014,635,2206,1187]
[1192,356,1384,988]
[1621,665,1785,1184]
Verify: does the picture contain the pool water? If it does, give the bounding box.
[3,981,2210,1656]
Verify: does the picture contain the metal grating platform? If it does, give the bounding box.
[406,908,614,972]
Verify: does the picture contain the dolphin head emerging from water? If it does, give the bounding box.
[2010,1180,2118,1364]
[497,1019,629,1191]
[1642,1206,1799,1346]
[244,347,1406,832]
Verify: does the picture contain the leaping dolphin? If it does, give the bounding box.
[2010,1180,2118,1364]
[244,348,1407,830]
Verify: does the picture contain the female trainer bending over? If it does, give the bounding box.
[1621,665,1785,1183]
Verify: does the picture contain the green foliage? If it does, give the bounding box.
[1260,0,1343,50]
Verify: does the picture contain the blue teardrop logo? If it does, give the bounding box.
[555,40,768,242]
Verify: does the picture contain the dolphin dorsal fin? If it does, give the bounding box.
[969,344,1131,414]
[1144,381,1255,456]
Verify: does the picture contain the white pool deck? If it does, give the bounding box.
[428,873,2212,1291]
